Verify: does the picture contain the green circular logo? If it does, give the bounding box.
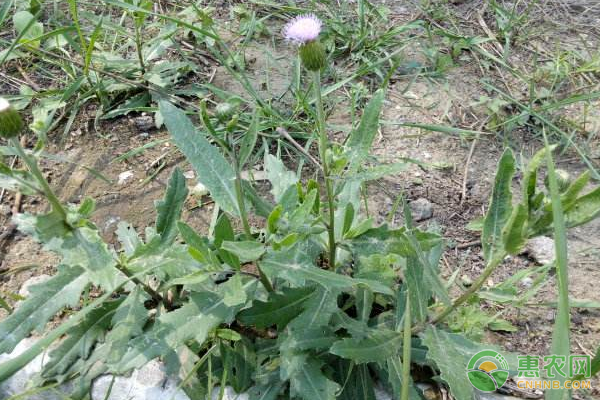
[466,350,510,392]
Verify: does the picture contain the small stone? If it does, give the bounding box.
[183,170,195,179]
[190,182,209,197]
[19,275,52,297]
[409,198,433,221]
[133,115,154,131]
[521,277,534,288]
[118,170,135,185]
[524,236,555,265]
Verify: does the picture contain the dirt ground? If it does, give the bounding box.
[1,0,599,398]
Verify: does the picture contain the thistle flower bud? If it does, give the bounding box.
[215,102,237,121]
[544,169,571,193]
[0,97,24,139]
[283,14,327,71]
[299,40,326,71]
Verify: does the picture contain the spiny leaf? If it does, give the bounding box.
[115,283,254,374]
[346,89,386,171]
[238,287,315,329]
[259,246,394,295]
[155,167,188,246]
[0,266,89,354]
[264,153,298,202]
[289,359,340,400]
[221,240,266,263]
[422,326,519,400]
[41,299,121,379]
[336,361,376,400]
[115,221,142,257]
[159,100,240,216]
[105,288,149,364]
[502,203,528,255]
[330,329,402,363]
[288,287,340,329]
[383,356,421,400]
[564,187,600,229]
[482,148,515,263]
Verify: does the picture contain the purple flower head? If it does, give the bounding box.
[283,14,322,45]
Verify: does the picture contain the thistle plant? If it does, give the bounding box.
[283,14,337,268]
[0,98,67,222]
[2,10,600,400]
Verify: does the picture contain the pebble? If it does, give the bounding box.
[133,115,155,131]
[409,198,434,221]
[524,236,555,265]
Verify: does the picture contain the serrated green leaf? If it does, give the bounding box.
[222,273,247,307]
[265,153,298,202]
[155,167,188,246]
[336,360,376,400]
[0,165,40,195]
[289,359,340,400]
[160,100,240,215]
[502,203,528,255]
[221,240,265,263]
[564,187,600,229]
[116,285,254,373]
[288,287,340,329]
[238,287,314,329]
[422,326,519,399]
[105,288,149,364]
[41,299,121,379]
[259,246,393,295]
[0,266,89,354]
[482,148,515,263]
[346,89,386,171]
[222,339,255,393]
[239,112,259,169]
[382,356,421,400]
[248,383,282,400]
[356,285,373,322]
[115,221,142,256]
[330,329,402,363]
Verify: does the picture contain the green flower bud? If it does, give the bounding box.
[0,98,24,139]
[299,40,326,71]
[544,169,571,193]
[215,102,237,121]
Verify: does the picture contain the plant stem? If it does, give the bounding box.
[413,254,505,334]
[401,293,412,400]
[233,166,252,239]
[10,137,67,221]
[134,22,146,75]
[232,143,273,293]
[313,70,336,268]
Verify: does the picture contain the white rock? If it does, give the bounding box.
[183,170,195,179]
[19,274,52,297]
[118,170,135,185]
[409,198,434,221]
[524,236,555,265]
[521,277,534,288]
[190,182,209,197]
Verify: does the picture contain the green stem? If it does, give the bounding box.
[232,144,273,293]
[10,137,67,221]
[413,254,505,333]
[234,167,252,239]
[401,293,412,400]
[134,22,146,75]
[313,70,336,268]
